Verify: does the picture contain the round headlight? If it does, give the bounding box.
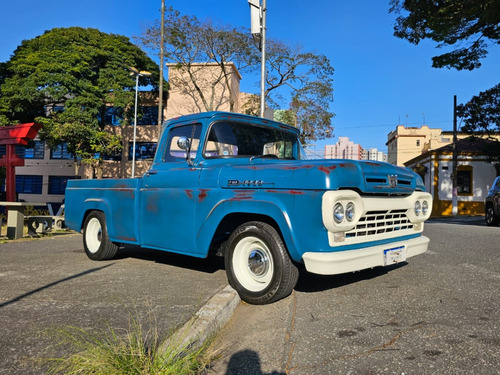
[414,201,422,216]
[334,202,344,224]
[422,200,429,215]
[346,202,355,222]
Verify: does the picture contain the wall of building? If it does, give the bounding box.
[15,147,79,204]
[386,125,443,166]
[406,152,496,216]
[165,62,242,120]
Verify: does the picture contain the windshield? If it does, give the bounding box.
[204,121,306,160]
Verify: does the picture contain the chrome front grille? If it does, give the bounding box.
[346,209,412,239]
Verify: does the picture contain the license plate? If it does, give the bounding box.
[384,246,407,266]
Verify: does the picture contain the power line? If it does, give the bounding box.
[333,120,451,130]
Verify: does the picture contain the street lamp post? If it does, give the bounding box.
[129,67,152,178]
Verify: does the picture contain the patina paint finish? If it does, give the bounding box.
[65,112,432,304]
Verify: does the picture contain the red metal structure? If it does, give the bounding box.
[0,123,43,201]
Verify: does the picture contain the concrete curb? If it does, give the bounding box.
[164,285,240,353]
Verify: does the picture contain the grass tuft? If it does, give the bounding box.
[45,315,213,375]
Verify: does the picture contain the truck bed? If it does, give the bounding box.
[65,178,141,244]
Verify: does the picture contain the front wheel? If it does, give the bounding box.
[83,211,119,260]
[485,205,499,226]
[225,221,299,305]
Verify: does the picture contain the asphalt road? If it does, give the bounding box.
[0,234,228,375]
[209,218,500,375]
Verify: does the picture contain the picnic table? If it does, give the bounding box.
[0,202,47,239]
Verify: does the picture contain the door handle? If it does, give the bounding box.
[146,170,157,176]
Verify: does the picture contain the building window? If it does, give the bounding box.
[136,106,159,126]
[128,142,157,160]
[457,168,472,195]
[16,175,43,194]
[416,140,420,147]
[102,106,159,126]
[103,149,122,161]
[25,141,45,159]
[102,107,124,126]
[0,145,26,158]
[48,176,79,195]
[51,143,73,160]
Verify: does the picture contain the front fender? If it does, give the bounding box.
[196,198,302,261]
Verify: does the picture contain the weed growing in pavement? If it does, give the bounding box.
[45,314,214,375]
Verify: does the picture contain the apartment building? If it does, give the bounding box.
[366,147,387,162]
[324,136,365,160]
[386,125,469,166]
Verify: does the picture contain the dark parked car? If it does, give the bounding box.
[485,176,500,226]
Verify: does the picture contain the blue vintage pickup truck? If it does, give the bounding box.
[65,111,432,304]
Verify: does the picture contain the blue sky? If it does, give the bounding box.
[1,0,498,155]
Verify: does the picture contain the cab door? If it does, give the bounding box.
[139,124,202,255]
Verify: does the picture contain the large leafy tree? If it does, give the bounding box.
[390,0,500,70]
[137,7,256,113]
[390,0,500,148]
[137,7,334,144]
[265,40,334,143]
[457,83,500,160]
[0,27,160,177]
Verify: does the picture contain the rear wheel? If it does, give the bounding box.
[225,221,298,305]
[485,205,499,226]
[83,211,118,260]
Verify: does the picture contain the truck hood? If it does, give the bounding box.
[218,159,424,194]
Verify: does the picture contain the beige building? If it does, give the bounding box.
[405,137,499,217]
[165,62,243,118]
[386,125,462,166]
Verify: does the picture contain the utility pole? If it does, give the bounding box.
[157,0,165,135]
[249,0,267,118]
[452,95,458,216]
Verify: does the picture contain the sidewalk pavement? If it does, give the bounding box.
[0,233,239,375]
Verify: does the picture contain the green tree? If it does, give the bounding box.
[457,83,500,160]
[390,0,500,70]
[0,27,161,177]
[137,7,256,113]
[137,7,334,144]
[265,40,334,143]
[390,0,500,142]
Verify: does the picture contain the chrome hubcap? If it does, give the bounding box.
[248,249,269,277]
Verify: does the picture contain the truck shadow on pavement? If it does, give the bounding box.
[221,349,285,375]
[294,262,406,293]
[0,264,114,309]
[115,244,225,274]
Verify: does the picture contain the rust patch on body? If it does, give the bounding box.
[282,165,314,170]
[265,189,304,195]
[198,189,209,202]
[230,190,255,201]
[119,236,137,242]
[185,189,194,199]
[318,165,337,175]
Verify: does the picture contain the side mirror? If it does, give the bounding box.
[177,136,194,166]
[177,136,190,151]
